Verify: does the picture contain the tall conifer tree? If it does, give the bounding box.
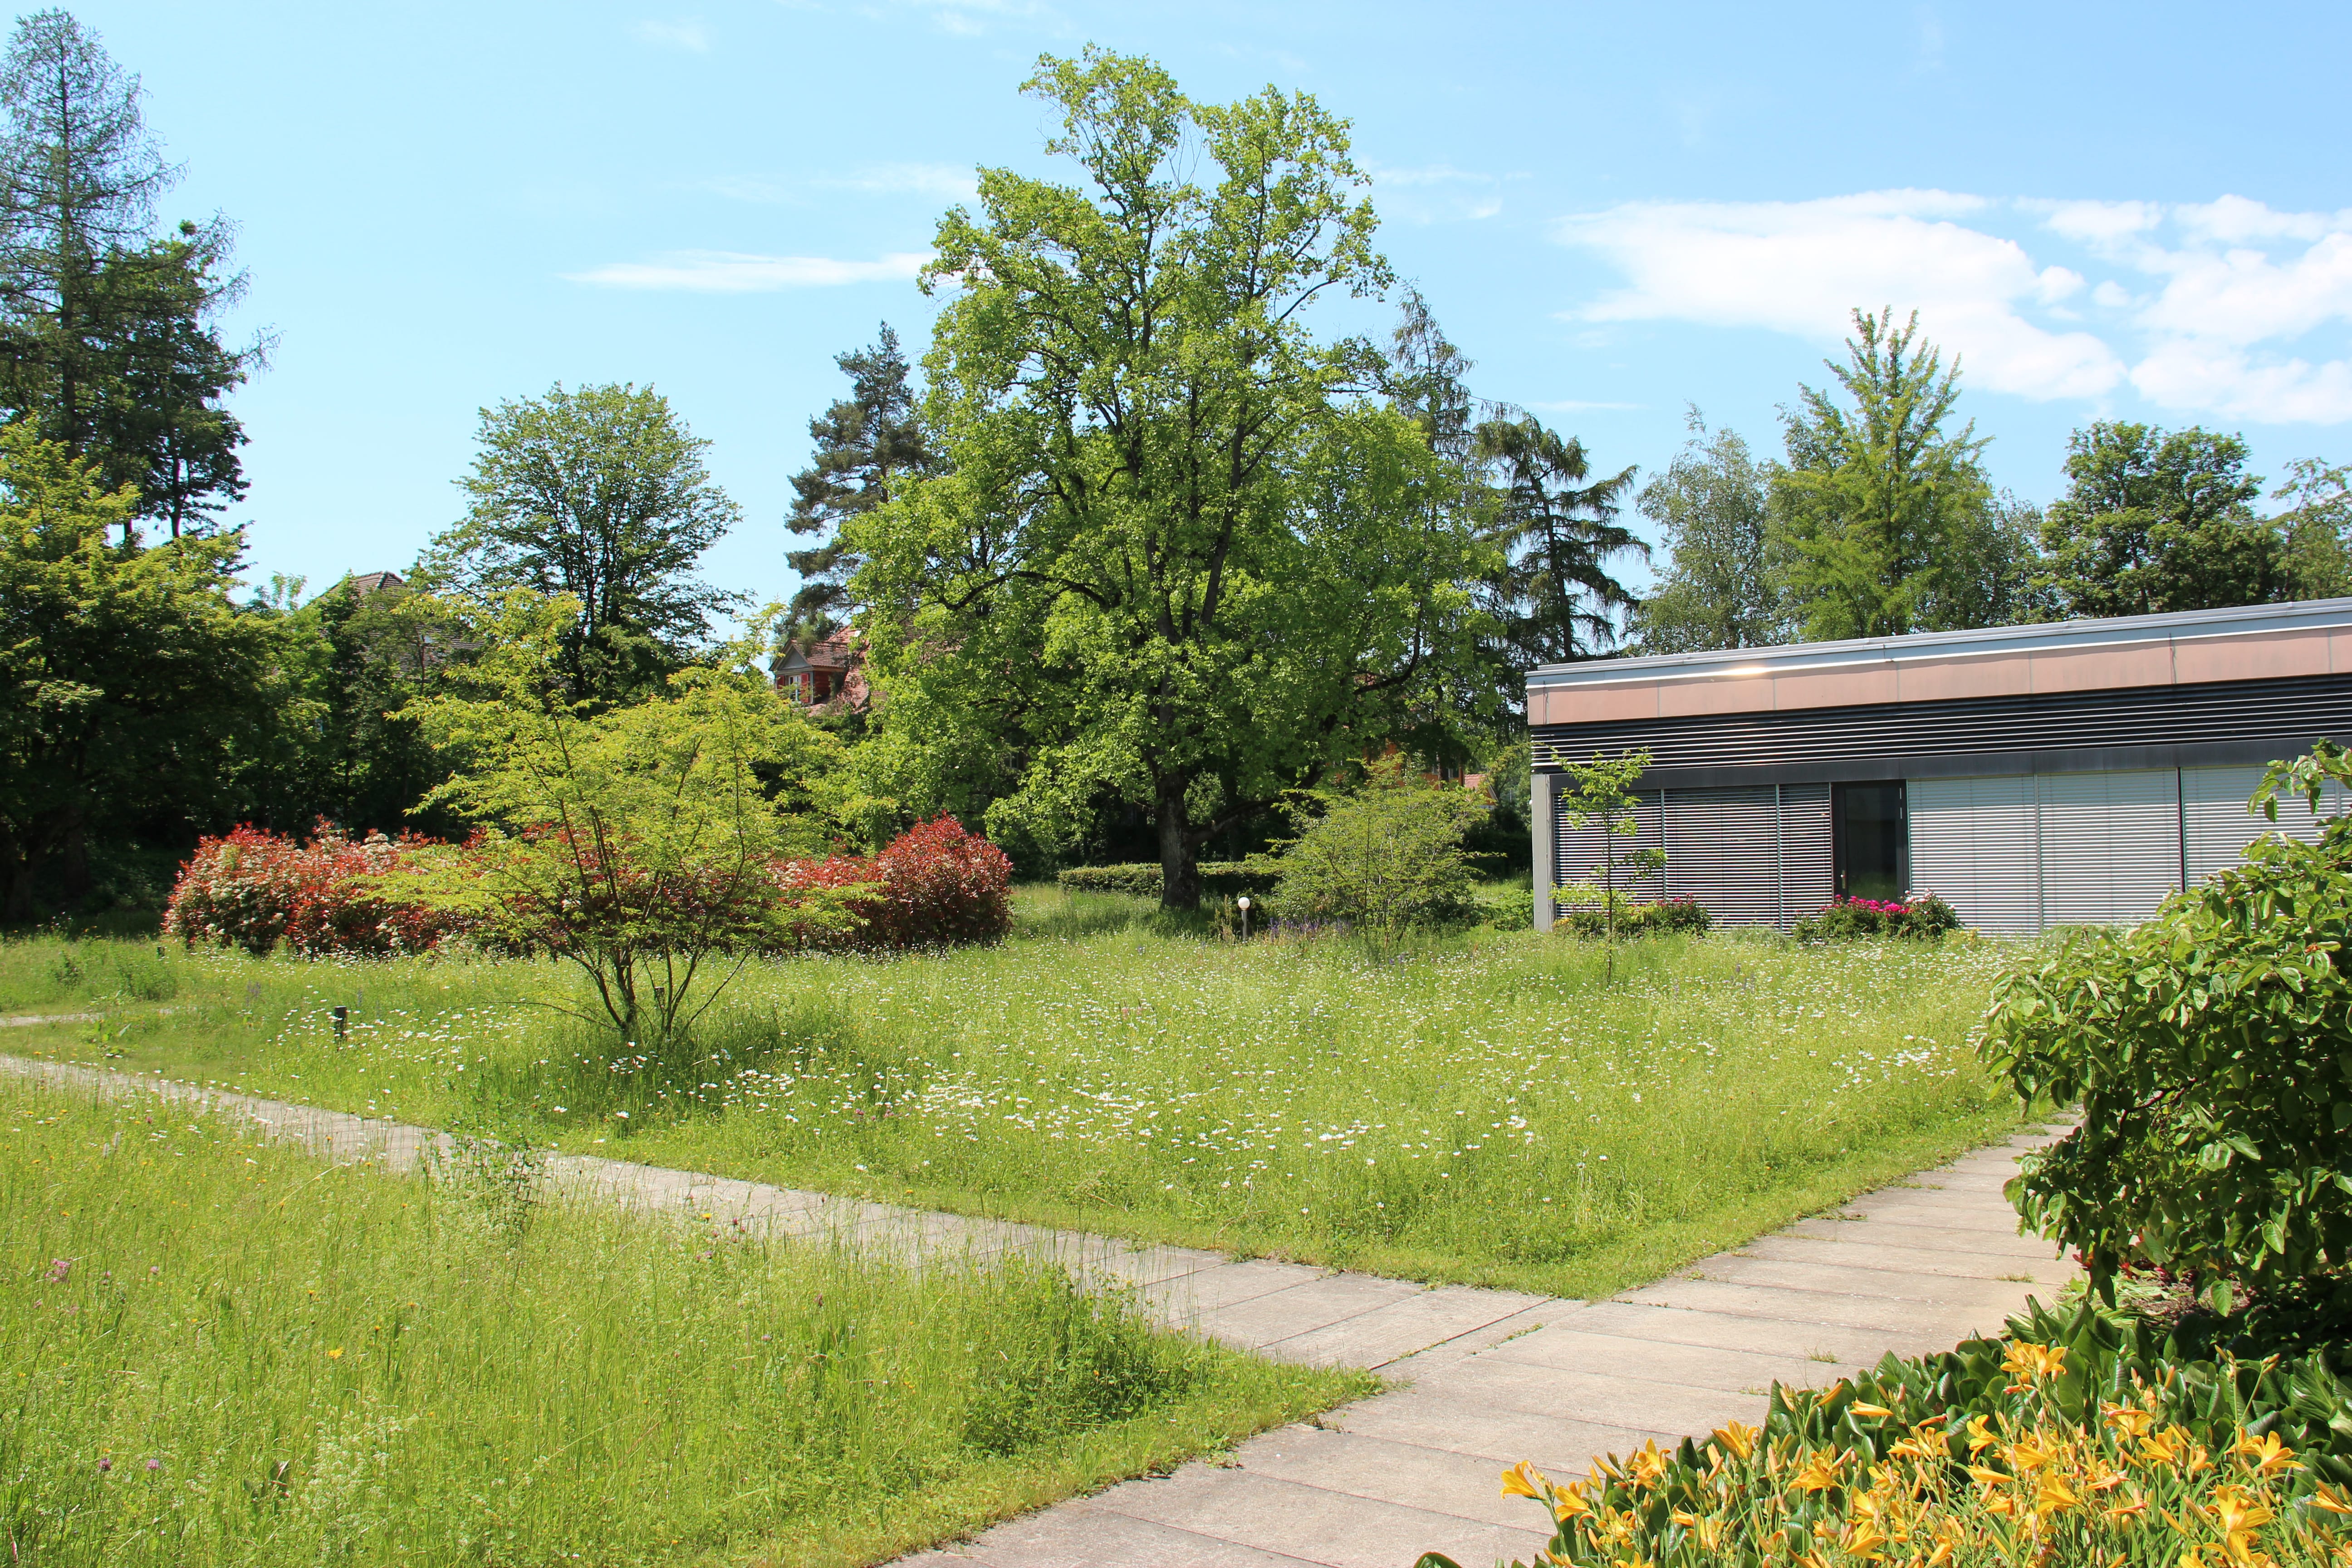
[783,323,936,643]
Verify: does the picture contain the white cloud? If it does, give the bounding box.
[1555,189,2352,424]
[1366,162,1509,224]
[633,18,709,50]
[565,250,930,292]
[1554,191,2125,400]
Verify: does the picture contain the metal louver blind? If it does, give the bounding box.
[1554,790,1664,907]
[1661,786,1782,926]
[2035,770,2181,928]
[1908,775,2041,936]
[1777,783,1834,926]
[2183,765,2329,882]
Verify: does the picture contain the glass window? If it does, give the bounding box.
[1834,782,1907,902]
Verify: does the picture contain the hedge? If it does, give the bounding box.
[1055,862,1279,898]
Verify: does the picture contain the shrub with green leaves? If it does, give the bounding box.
[1054,862,1277,899]
[1980,745,2352,1294]
[1560,897,1712,939]
[1793,895,1962,942]
[1262,758,1488,931]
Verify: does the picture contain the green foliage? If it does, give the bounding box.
[422,382,742,705]
[1772,309,2033,639]
[1980,745,2352,1293]
[0,420,277,921]
[2274,459,2352,599]
[0,13,259,538]
[1,1079,1356,1567]
[783,322,939,647]
[2037,421,2291,618]
[1554,749,1663,975]
[1054,862,1277,899]
[401,594,852,1039]
[1473,412,1644,671]
[1560,897,1712,939]
[1793,895,1963,942]
[1632,409,1791,654]
[848,49,1489,910]
[1262,757,1489,931]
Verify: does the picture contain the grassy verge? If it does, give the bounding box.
[0,899,2035,1300]
[0,1075,1365,1567]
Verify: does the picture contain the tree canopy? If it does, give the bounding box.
[424,382,741,705]
[783,323,938,646]
[848,49,1487,908]
[2037,421,2282,618]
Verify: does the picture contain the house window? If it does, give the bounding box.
[1833,781,1907,902]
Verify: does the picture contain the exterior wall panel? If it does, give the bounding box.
[1777,783,1835,925]
[2035,770,2181,928]
[2183,765,2329,882]
[1553,791,1664,909]
[1909,776,2041,936]
[1660,786,1782,926]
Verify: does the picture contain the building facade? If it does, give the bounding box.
[1528,600,2352,935]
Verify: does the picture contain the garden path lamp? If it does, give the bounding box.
[1237,895,1250,941]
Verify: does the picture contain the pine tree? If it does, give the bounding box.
[783,323,936,642]
[1475,412,1644,672]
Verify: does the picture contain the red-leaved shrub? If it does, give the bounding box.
[166,821,460,956]
[774,816,1013,951]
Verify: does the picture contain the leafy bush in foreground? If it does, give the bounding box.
[1981,746,2352,1294]
[1795,895,1962,941]
[777,815,1014,951]
[164,821,457,956]
[1422,1296,2352,1568]
[1263,757,1488,931]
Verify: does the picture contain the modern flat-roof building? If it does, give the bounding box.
[1528,600,2352,935]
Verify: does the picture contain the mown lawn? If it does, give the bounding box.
[0,889,2035,1299]
[0,1076,1364,1567]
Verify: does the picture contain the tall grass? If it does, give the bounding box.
[0,902,2033,1298]
[0,1078,1361,1566]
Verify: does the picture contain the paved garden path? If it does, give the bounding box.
[0,1049,2074,1568]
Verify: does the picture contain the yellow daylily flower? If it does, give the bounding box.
[2000,1341,2067,1387]
[1502,1461,1549,1500]
[1627,1441,1671,1489]
[1791,1448,1849,1496]
[1966,1416,1999,1456]
[2230,1431,2301,1478]
[2307,1481,2352,1516]
[2035,1470,2083,1518]
[1851,1401,1895,1418]
[1553,1486,1593,1524]
[1713,1420,1760,1461]
[2104,1402,2157,1441]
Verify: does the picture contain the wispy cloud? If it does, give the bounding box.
[1553,190,2352,423]
[565,250,930,292]
[1527,399,1643,412]
[1366,162,1511,224]
[633,17,710,50]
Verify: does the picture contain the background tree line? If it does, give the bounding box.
[10,21,2352,924]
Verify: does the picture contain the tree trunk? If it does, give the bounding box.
[1156,777,1201,911]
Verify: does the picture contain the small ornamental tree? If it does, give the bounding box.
[1263,755,1487,932]
[1980,742,2352,1297]
[1555,748,1664,980]
[402,594,856,1040]
[773,816,1013,951]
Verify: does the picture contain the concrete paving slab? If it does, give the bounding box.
[1736,1233,2071,1285]
[1090,1462,1552,1568]
[1424,1356,1774,1436]
[1232,1427,1536,1529]
[1783,1215,2053,1258]
[912,1501,1321,1567]
[1619,1276,2016,1338]
[1144,1260,1333,1315]
[1556,1299,1953,1366]
[1688,1254,2054,1306]
[1480,1325,1845,1394]
[1259,1285,1553,1369]
[1190,1276,1429,1352]
[1329,1382,1686,1469]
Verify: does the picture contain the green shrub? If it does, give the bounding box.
[1980,745,2352,1294]
[1054,862,1277,899]
[1559,897,1713,939]
[1793,894,1961,941]
[1263,758,1488,931]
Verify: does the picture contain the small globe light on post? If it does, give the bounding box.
[1236,895,1251,941]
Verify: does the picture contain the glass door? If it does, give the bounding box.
[1833,781,1908,902]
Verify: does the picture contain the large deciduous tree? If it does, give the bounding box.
[0,11,259,538]
[783,322,938,645]
[423,382,742,705]
[0,419,273,919]
[1772,309,2010,639]
[2037,421,2282,618]
[849,49,1487,910]
[1632,410,1787,653]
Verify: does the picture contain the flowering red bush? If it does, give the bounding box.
[1793,893,1963,941]
[165,821,460,956]
[775,816,1013,951]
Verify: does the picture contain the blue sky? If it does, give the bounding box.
[69,0,2352,611]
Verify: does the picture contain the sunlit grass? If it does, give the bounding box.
[0,1077,1363,1567]
[0,897,2032,1298]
